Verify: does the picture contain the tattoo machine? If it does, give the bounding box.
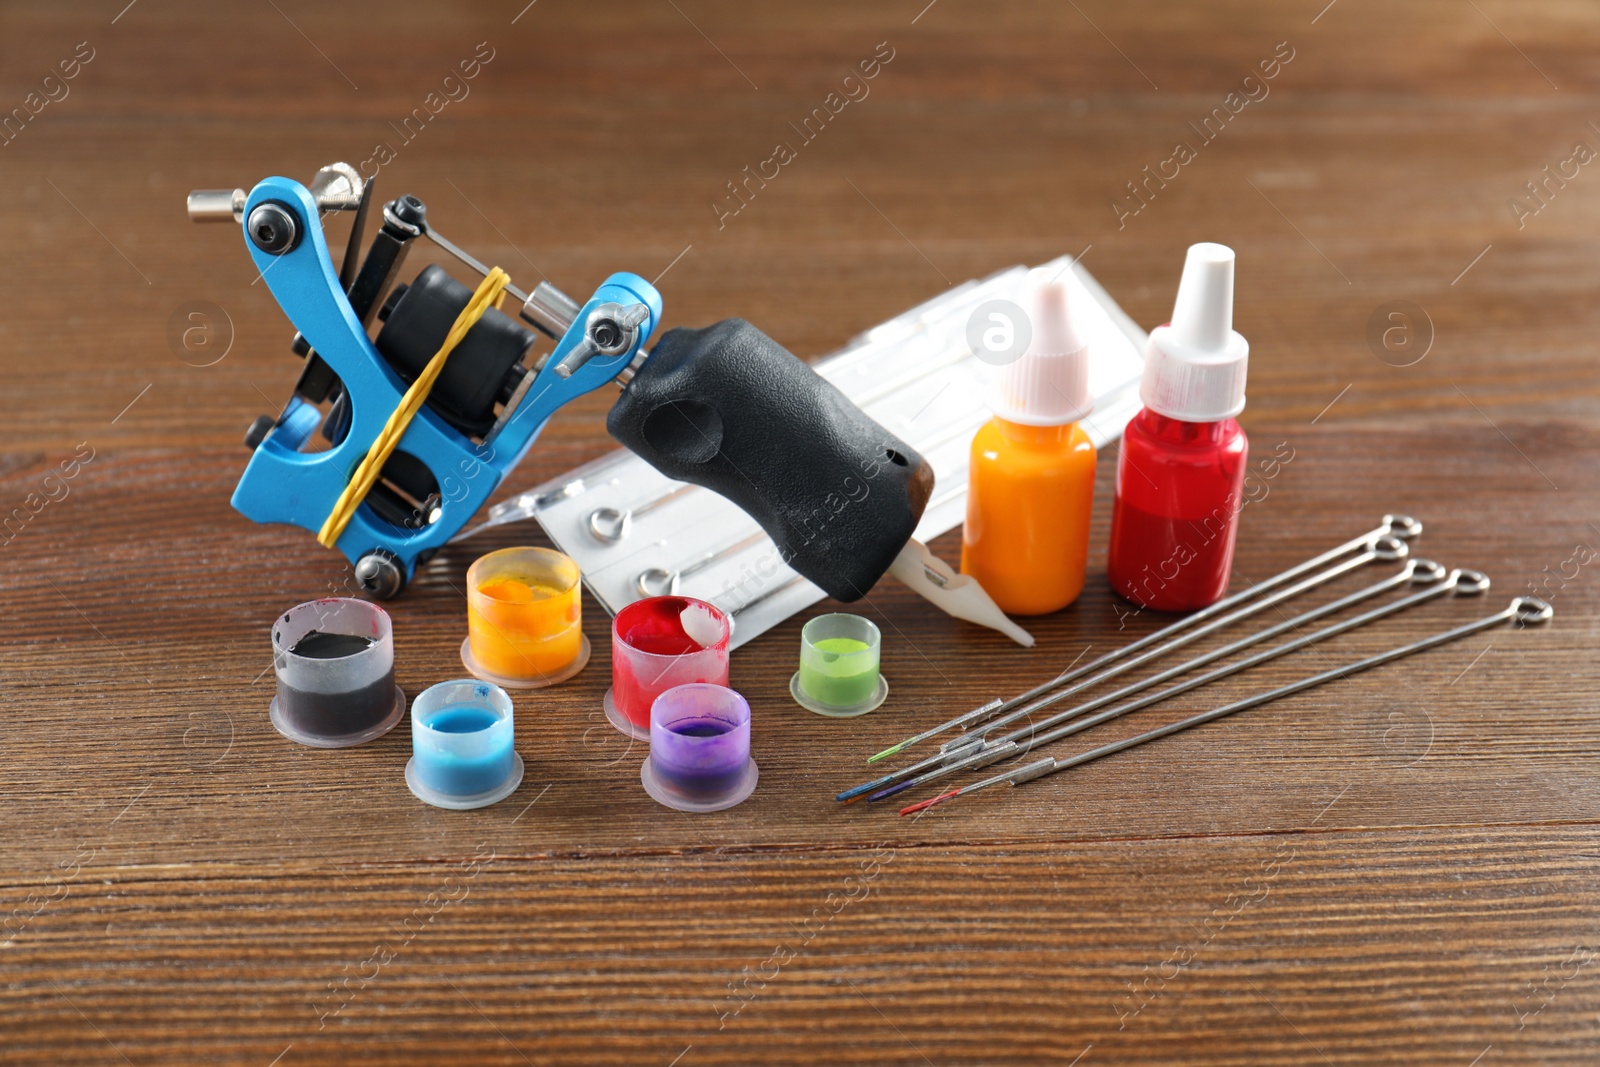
[187,161,1024,641]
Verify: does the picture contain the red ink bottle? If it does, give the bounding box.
[1108,243,1250,612]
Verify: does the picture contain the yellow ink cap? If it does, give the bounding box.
[461,547,590,688]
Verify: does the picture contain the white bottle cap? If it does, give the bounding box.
[1140,242,1249,421]
[988,281,1094,426]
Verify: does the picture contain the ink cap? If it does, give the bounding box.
[989,280,1093,426]
[789,613,889,718]
[405,679,524,811]
[1140,242,1250,422]
[640,683,759,813]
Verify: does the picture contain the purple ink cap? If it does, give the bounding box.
[640,683,759,813]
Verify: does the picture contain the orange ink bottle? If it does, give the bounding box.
[960,280,1097,615]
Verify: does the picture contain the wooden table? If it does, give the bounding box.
[4,1,1596,1062]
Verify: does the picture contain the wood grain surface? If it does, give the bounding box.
[3,1,1598,1063]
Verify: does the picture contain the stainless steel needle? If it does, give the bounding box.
[901,595,1553,815]
[865,514,1423,764]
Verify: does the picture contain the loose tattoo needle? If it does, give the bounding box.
[873,564,1474,804]
[865,515,1423,765]
[840,530,1414,803]
[900,595,1553,816]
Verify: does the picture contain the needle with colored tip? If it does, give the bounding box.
[843,536,1412,801]
[837,742,969,803]
[856,741,1020,803]
[864,515,1423,764]
[863,698,1005,766]
[936,538,1411,755]
[902,595,1552,816]
[899,759,1054,816]
[844,708,1042,802]
[881,565,1475,804]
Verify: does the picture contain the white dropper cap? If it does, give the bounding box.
[988,281,1094,426]
[1139,242,1249,421]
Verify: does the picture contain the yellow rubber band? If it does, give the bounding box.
[317,267,512,548]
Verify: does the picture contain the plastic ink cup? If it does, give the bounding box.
[462,546,590,689]
[270,598,406,747]
[640,683,759,813]
[604,596,732,741]
[789,613,888,717]
[405,679,524,810]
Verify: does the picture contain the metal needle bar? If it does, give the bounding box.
[995,566,1473,752]
[715,574,811,619]
[852,344,981,410]
[418,223,594,352]
[587,484,699,544]
[902,595,1552,815]
[840,535,1409,801]
[452,476,605,543]
[871,564,1475,803]
[943,538,1408,755]
[636,531,768,597]
[866,515,1423,764]
[420,225,532,306]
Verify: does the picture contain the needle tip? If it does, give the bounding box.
[836,778,889,802]
[901,789,960,816]
[866,780,917,803]
[867,742,907,763]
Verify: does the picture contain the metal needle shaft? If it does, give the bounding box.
[901,595,1553,815]
[875,564,1473,803]
[940,539,1408,753]
[841,536,1411,802]
[866,515,1423,763]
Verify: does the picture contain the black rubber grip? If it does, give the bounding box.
[607,319,934,602]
